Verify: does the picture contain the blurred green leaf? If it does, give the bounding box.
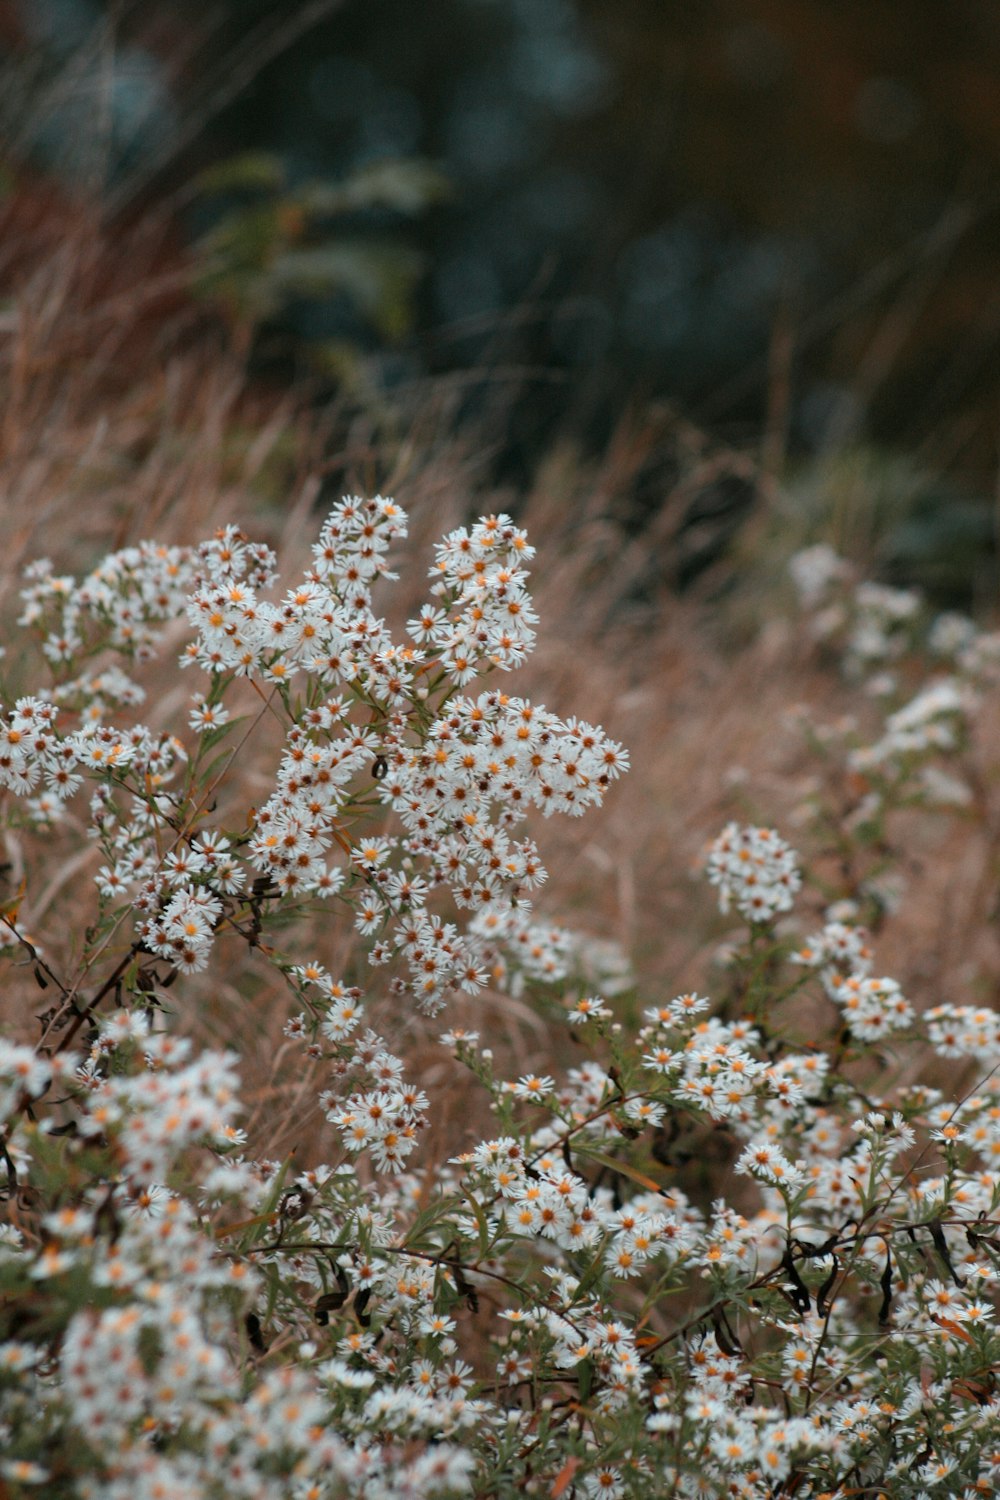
[189,152,445,346]
[272,240,423,339]
[194,152,286,197]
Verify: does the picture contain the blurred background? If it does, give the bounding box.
[2,0,1000,602]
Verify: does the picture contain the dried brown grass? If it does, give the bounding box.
[3,186,999,1180]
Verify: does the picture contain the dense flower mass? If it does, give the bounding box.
[1,509,1000,1497]
[706,822,801,921]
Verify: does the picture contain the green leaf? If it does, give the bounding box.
[576,1147,671,1199]
[463,1189,493,1261]
[194,153,286,197]
[196,719,241,756]
[569,1243,611,1307]
[242,1155,293,1249]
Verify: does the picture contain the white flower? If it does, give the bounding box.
[706,823,801,922]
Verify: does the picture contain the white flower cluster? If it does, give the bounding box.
[788,545,925,675]
[849,580,922,666]
[462,1129,697,1285]
[330,1044,428,1174]
[925,1003,1000,1060]
[848,675,976,772]
[787,542,850,608]
[19,541,196,667]
[0,1040,77,1122]
[75,1020,244,1178]
[793,919,913,1040]
[7,499,1000,1498]
[3,497,627,1015]
[787,544,1000,829]
[705,822,801,922]
[420,512,539,678]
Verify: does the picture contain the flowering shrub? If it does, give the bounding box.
[1,506,1000,1498]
